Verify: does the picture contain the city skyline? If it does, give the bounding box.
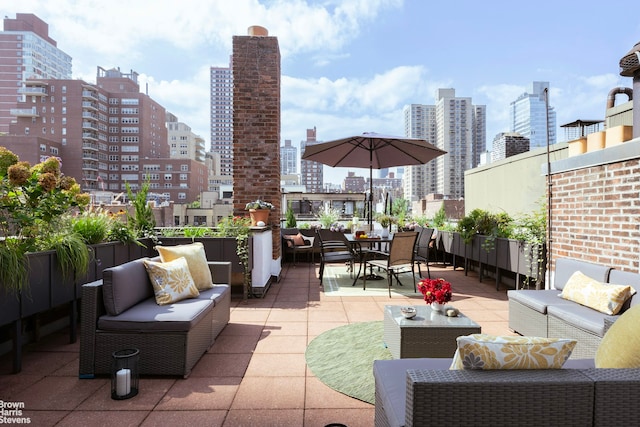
[2,1,639,184]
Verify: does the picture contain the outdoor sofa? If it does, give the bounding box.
[79,251,231,379]
[373,357,640,427]
[281,227,318,264]
[508,257,640,358]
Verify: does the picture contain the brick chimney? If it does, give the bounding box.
[232,26,281,260]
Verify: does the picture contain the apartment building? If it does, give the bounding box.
[403,89,486,201]
[300,127,324,193]
[280,139,297,175]
[0,14,72,135]
[210,64,233,176]
[5,66,208,203]
[491,132,530,162]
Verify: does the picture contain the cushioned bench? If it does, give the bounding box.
[508,257,640,358]
[373,357,640,427]
[80,244,231,379]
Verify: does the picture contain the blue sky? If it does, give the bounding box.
[3,0,639,183]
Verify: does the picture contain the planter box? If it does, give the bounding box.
[0,287,20,327]
[157,236,254,275]
[496,238,519,271]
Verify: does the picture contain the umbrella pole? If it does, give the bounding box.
[369,154,373,227]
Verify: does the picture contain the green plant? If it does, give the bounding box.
[285,201,297,228]
[245,199,274,210]
[391,198,410,227]
[126,179,156,243]
[183,226,211,239]
[42,230,91,280]
[215,216,252,302]
[0,238,28,296]
[433,205,447,228]
[511,202,547,288]
[376,213,393,228]
[317,206,341,228]
[107,220,140,245]
[72,209,112,244]
[0,148,90,294]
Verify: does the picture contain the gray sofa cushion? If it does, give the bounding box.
[102,257,155,316]
[98,296,213,332]
[374,358,453,427]
[547,304,618,336]
[196,284,230,304]
[374,358,596,427]
[609,269,640,309]
[554,257,611,290]
[507,289,569,314]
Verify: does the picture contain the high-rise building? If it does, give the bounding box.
[280,139,297,175]
[300,127,324,193]
[403,104,437,201]
[509,81,557,149]
[0,13,72,134]
[435,89,486,199]
[403,89,485,200]
[5,66,208,203]
[210,63,233,175]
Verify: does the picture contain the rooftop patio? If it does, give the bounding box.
[0,261,512,427]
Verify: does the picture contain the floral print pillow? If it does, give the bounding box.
[144,257,200,305]
[450,334,576,370]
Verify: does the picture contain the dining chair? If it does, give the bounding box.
[363,231,419,297]
[317,229,360,286]
[414,226,435,279]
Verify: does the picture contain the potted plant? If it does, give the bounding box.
[317,206,341,229]
[215,216,252,302]
[285,201,297,228]
[376,213,394,237]
[245,199,274,226]
[0,149,91,298]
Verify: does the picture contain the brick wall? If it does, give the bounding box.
[550,155,640,273]
[232,33,281,260]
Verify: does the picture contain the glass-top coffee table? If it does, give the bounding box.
[383,305,481,358]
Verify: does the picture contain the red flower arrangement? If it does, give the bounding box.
[417,278,452,304]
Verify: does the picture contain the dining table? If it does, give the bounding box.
[345,233,394,281]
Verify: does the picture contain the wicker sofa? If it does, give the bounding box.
[79,256,231,379]
[373,357,640,427]
[508,257,640,358]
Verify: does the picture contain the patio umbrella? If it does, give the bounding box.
[301,132,446,225]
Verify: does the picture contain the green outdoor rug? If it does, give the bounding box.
[323,264,421,297]
[305,321,392,404]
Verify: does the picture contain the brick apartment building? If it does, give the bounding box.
[3,66,208,203]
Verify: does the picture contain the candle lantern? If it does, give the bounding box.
[111,348,139,400]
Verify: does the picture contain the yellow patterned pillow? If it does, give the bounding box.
[155,242,213,291]
[450,334,576,370]
[144,257,200,305]
[559,271,635,315]
[595,304,640,368]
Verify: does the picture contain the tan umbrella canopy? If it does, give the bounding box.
[301,132,447,224]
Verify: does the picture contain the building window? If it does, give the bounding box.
[40,144,46,152]
[181,164,188,171]
[164,174,172,180]
[179,174,187,180]
[178,193,186,200]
